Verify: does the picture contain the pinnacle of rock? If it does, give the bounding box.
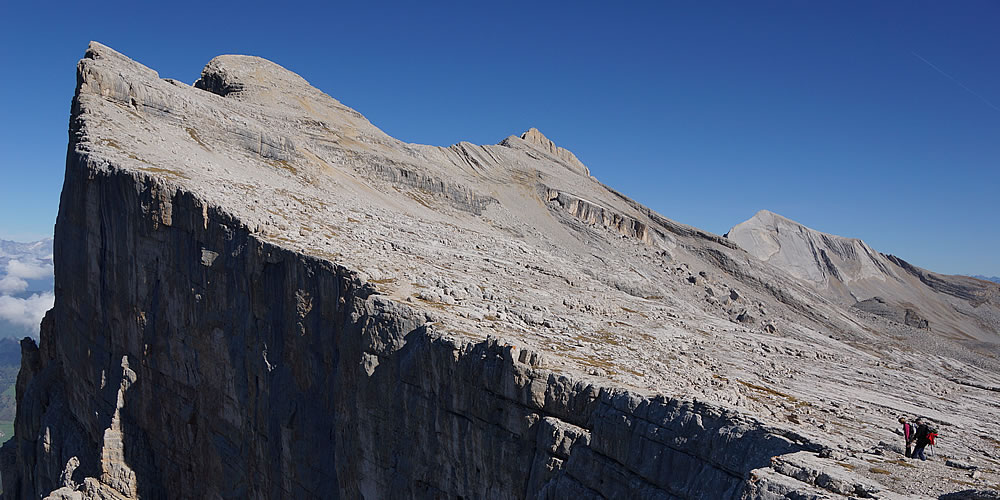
[512,127,591,176]
[3,42,999,500]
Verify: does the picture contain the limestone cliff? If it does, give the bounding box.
[2,43,1000,500]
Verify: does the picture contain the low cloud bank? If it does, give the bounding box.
[7,258,53,281]
[0,292,54,330]
[0,275,28,295]
[0,242,55,337]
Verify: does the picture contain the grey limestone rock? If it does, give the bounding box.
[727,209,1000,342]
[2,42,999,500]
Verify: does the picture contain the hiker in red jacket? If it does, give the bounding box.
[912,420,933,461]
[899,417,914,458]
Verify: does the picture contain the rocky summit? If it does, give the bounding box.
[1,42,999,499]
[727,209,1000,343]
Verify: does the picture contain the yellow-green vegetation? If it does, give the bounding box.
[947,478,979,487]
[98,137,123,149]
[576,328,623,347]
[869,467,891,475]
[413,296,453,310]
[136,166,190,181]
[983,435,1000,450]
[0,420,12,444]
[265,158,298,175]
[185,127,210,151]
[405,191,435,210]
[565,353,618,376]
[737,379,797,401]
[620,306,647,318]
[882,459,915,468]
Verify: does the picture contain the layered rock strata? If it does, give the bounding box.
[0,165,800,498]
[2,42,1000,499]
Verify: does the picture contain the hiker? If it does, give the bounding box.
[911,419,934,461]
[899,416,914,458]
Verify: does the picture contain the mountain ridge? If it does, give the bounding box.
[726,209,1000,343]
[972,275,1000,284]
[2,41,998,499]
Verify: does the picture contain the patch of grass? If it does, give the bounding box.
[185,127,210,151]
[574,328,624,347]
[0,420,13,444]
[837,462,856,470]
[98,137,123,149]
[136,166,190,181]
[405,191,435,209]
[948,478,979,487]
[869,467,891,475]
[565,353,618,376]
[620,306,648,318]
[265,158,298,175]
[983,435,1000,449]
[883,459,915,468]
[369,278,396,285]
[737,380,797,401]
[413,296,453,310]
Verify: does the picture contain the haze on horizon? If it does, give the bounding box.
[1,1,997,276]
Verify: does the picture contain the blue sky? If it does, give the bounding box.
[1,1,998,275]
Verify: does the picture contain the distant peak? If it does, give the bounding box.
[750,209,790,222]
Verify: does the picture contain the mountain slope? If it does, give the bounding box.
[2,42,999,499]
[726,210,1000,343]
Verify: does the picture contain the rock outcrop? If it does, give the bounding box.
[727,209,1000,343]
[2,42,1000,499]
[505,128,591,177]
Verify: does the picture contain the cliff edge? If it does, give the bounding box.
[2,43,999,499]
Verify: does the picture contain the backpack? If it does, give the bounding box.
[927,426,938,445]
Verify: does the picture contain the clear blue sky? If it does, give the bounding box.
[1,1,997,275]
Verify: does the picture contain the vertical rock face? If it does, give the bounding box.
[0,153,804,499]
[3,42,1000,499]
